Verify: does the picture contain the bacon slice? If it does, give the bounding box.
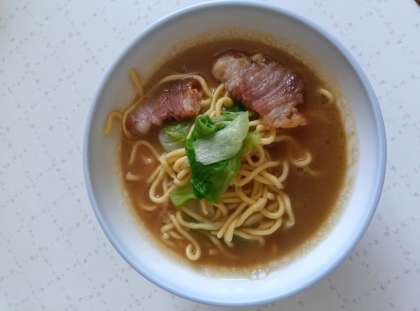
[125,78,202,136]
[211,51,306,128]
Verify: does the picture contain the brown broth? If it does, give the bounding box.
[119,39,347,270]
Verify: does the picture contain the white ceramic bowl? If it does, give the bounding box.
[84,1,386,306]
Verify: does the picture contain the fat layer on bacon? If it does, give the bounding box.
[125,78,202,136]
[211,51,306,128]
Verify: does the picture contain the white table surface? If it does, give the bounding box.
[1,0,420,310]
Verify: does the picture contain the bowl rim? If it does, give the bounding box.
[83,0,386,306]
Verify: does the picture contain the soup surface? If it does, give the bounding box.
[118,39,347,270]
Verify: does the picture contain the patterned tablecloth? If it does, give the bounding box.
[1,0,419,310]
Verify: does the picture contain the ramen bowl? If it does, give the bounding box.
[83,1,386,306]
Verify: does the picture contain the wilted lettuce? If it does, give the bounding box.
[242,131,260,154]
[193,112,249,165]
[167,112,260,206]
[185,113,246,203]
[158,120,193,152]
[169,182,196,208]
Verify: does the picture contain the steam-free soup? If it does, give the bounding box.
[112,38,347,269]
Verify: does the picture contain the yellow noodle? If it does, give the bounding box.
[245,145,265,167]
[266,192,275,200]
[235,198,266,228]
[160,237,178,248]
[234,161,281,187]
[211,208,222,221]
[206,83,225,116]
[199,199,208,215]
[280,192,295,227]
[172,175,191,187]
[235,186,257,205]
[201,232,237,259]
[250,180,262,198]
[278,161,289,183]
[249,119,262,127]
[128,140,160,166]
[168,230,185,240]
[103,111,123,136]
[260,196,285,219]
[290,151,312,167]
[260,128,276,145]
[252,182,265,202]
[216,202,248,239]
[175,210,224,230]
[176,168,191,180]
[125,172,141,181]
[241,218,282,235]
[256,124,268,132]
[159,154,176,179]
[122,98,141,138]
[161,223,175,233]
[169,214,201,261]
[242,212,266,227]
[166,148,186,160]
[251,53,264,61]
[149,168,177,203]
[222,203,237,211]
[222,187,252,198]
[219,197,244,204]
[264,148,272,162]
[256,219,277,230]
[233,171,273,186]
[150,74,213,98]
[213,203,228,217]
[200,98,212,108]
[146,166,161,184]
[224,218,239,242]
[221,190,241,199]
[318,87,335,104]
[302,165,319,176]
[186,123,195,139]
[173,156,189,172]
[248,111,256,118]
[215,97,233,116]
[180,206,214,224]
[259,171,283,189]
[233,229,265,245]
[140,204,157,211]
[129,69,144,98]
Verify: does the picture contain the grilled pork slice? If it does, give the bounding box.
[125,78,202,136]
[212,51,306,128]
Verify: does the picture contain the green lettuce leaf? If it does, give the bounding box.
[242,131,260,154]
[193,112,249,165]
[167,112,255,206]
[186,142,242,203]
[158,120,193,152]
[184,113,245,203]
[169,182,196,208]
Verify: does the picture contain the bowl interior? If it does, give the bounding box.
[84,1,385,306]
